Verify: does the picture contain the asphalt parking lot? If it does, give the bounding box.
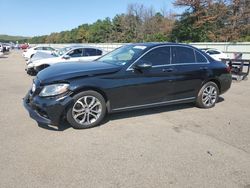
[0,51,250,188]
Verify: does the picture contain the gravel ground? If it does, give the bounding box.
[0,51,250,188]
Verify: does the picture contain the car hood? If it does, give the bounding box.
[32,51,54,61]
[28,56,61,68]
[37,61,121,84]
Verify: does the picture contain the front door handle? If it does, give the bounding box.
[162,68,174,72]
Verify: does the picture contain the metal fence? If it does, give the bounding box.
[190,42,250,59]
[32,42,250,59]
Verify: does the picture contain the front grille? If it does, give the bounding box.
[36,108,49,119]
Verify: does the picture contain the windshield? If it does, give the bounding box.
[53,47,72,57]
[97,45,148,65]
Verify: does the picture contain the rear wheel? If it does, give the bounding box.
[67,90,106,129]
[196,81,219,108]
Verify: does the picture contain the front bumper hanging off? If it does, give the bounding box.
[23,92,73,125]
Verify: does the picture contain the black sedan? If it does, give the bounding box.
[23,43,232,129]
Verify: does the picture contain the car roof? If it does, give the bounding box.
[33,46,54,48]
[134,42,215,62]
[67,45,104,51]
[199,48,221,51]
[128,42,198,49]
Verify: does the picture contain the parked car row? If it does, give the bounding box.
[200,48,228,61]
[0,43,11,52]
[23,43,232,129]
[23,46,56,60]
[19,43,30,50]
[0,43,12,57]
[24,45,106,75]
[0,43,3,57]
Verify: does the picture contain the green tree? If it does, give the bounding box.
[87,18,113,42]
[76,24,89,43]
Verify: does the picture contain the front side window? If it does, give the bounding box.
[172,46,195,64]
[67,49,83,57]
[139,46,170,66]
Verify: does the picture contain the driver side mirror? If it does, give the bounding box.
[133,61,152,70]
[63,55,70,60]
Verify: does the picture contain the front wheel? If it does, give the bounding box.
[196,82,219,108]
[67,90,106,129]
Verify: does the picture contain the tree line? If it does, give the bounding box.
[28,0,250,44]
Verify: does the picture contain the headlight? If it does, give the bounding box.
[27,62,35,68]
[39,83,69,97]
[26,60,32,65]
[31,83,36,93]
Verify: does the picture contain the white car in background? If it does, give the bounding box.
[23,46,56,60]
[200,48,228,61]
[0,43,9,56]
[26,46,105,75]
[0,44,3,57]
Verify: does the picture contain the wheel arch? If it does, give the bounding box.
[202,78,221,94]
[70,86,111,112]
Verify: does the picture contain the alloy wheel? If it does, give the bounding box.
[72,96,102,126]
[202,85,217,107]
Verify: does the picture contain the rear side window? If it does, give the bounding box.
[206,50,221,55]
[43,47,54,51]
[140,46,170,66]
[195,50,207,63]
[35,47,43,50]
[172,46,195,64]
[96,49,103,55]
[84,48,101,56]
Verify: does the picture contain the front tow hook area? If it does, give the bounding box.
[23,96,52,125]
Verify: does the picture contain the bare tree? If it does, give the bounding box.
[173,0,250,41]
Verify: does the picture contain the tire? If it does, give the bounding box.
[67,90,106,129]
[196,81,219,108]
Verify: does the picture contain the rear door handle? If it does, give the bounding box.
[162,68,174,72]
